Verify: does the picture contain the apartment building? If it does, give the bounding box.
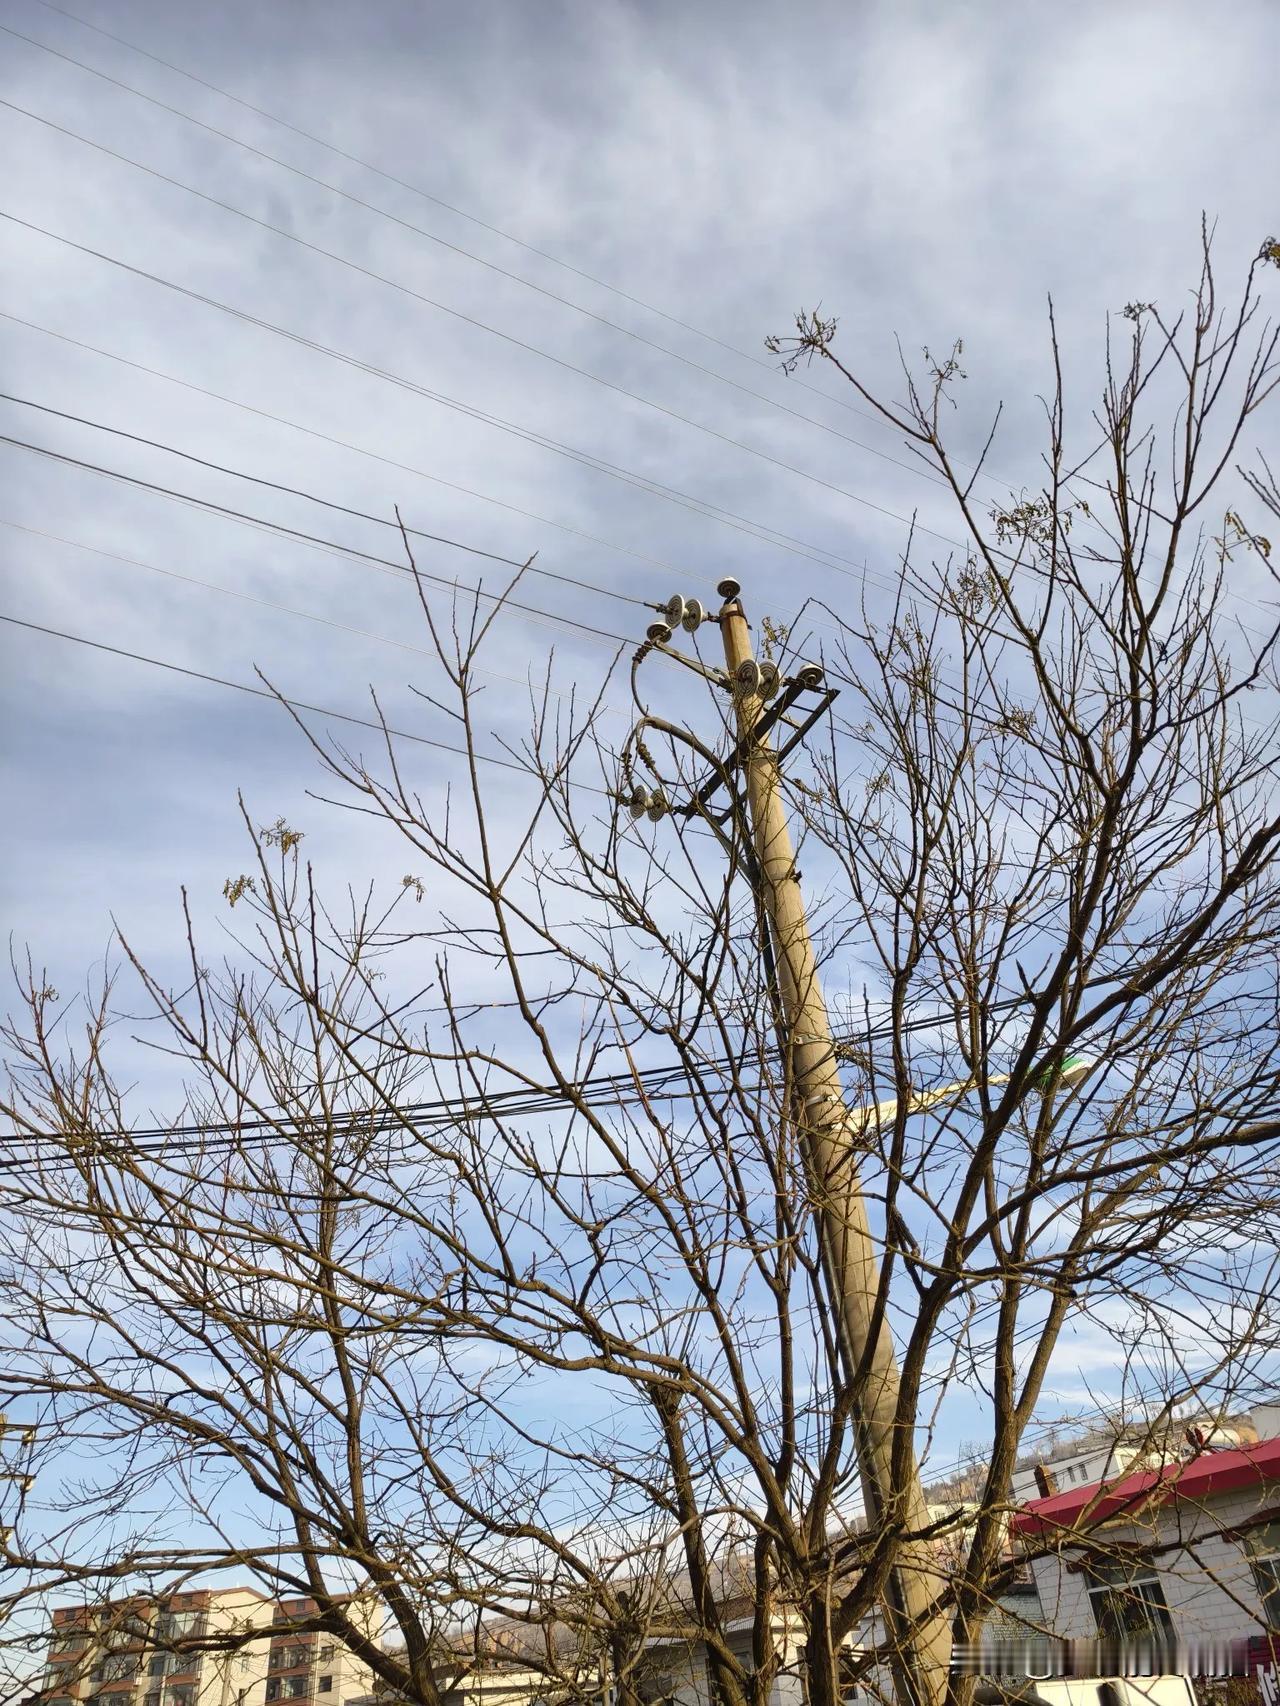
[263,1596,380,1706]
[38,1590,381,1706]
[40,1588,274,1706]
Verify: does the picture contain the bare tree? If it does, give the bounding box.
[3,231,1280,1706]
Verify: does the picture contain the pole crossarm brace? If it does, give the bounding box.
[685,678,839,818]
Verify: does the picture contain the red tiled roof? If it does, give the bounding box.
[1010,1435,1280,1538]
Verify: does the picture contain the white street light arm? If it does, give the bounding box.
[841,1054,1095,1136]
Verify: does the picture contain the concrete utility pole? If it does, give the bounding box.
[717,587,950,1706]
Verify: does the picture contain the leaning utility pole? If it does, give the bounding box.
[718,585,950,1706]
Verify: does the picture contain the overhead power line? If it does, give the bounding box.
[0,402,1047,755]
[0,430,636,649]
[0,610,577,780]
[0,426,878,691]
[0,996,1026,1159]
[11,972,1253,1454]
[8,335,1277,676]
[10,415,1273,770]
[11,211,1272,650]
[0,987,1054,1421]
[0,213,895,587]
[26,0,994,479]
[1,514,620,715]
[0,391,648,612]
[0,393,865,672]
[13,417,1275,756]
[0,103,967,558]
[2,19,987,504]
[0,987,1161,1439]
[11,15,1273,634]
[0,311,734,593]
[6,305,1273,655]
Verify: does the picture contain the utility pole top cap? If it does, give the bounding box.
[716,577,742,601]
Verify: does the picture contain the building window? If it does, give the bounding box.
[285,1677,308,1699]
[318,1679,332,1694]
[318,1646,334,1661]
[93,1657,139,1684]
[1241,1520,1280,1630]
[155,1612,203,1640]
[267,1682,281,1702]
[149,1658,169,1678]
[1085,1559,1173,1638]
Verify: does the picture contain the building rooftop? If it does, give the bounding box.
[1010,1433,1280,1538]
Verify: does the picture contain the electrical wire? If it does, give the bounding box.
[0,213,894,587]
[0,391,648,611]
[10,422,1274,833]
[0,354,875,651]
[8,210,1275,652]
[8,2,1275,1487]
[0,311,739,593]
[0,1017,1220,1440]
[0,392,852,674]
[0,995,1027,1158]
[0,1070,705,1169]
[1,19,986,505]
[15,419,1275,781]
[0,423,865,730]
[0,423,887,692]
[8,327,1278,691]
[12,15,1275,633]
[12,427,1271,826]
[25,0,995,477]
[9,974,1260,1462]
[0,430,636,649]
[0,609,579,780]
[0,100,971,560]
[0,989,1100,1418]
[0,516,628,716]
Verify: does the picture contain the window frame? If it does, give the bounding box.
[1240,1519,1280,1630]
[1084,1559,1173,1639]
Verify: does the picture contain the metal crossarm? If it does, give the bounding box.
[684,680,838,817]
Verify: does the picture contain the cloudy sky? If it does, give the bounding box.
[2,0,1279,1471]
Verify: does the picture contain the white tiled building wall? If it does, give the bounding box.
[631,1622,806,1706]
[1027,1484,1278,1646]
